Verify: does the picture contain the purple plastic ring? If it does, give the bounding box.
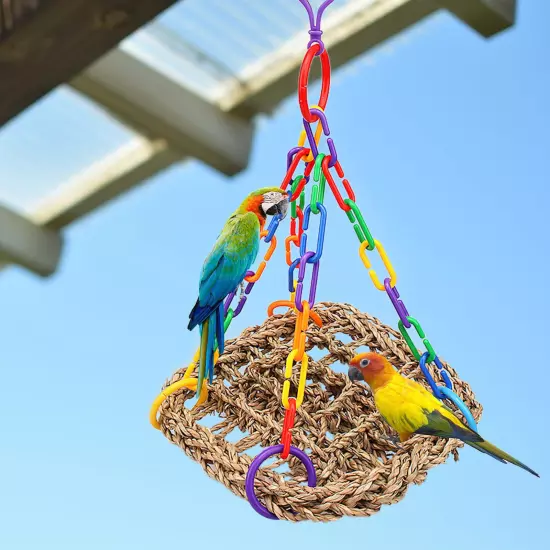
[384,278,411,328]
[234,295,247,316]
[245,444,317,520]
[327,138,337,167]
[224,290,236,315]
[303,119,319,159]
[309,108,330,135]
[286,146,304,170]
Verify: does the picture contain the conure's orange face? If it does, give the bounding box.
[348,352,387,382]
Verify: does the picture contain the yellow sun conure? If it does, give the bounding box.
[348,352,539,477]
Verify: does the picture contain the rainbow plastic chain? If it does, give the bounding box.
[243,0,478,519]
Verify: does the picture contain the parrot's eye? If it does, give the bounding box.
[360,359,370,368]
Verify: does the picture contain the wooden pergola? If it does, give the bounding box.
[0,0,517,129]
[0,0,517,277]
[0,0,179,128]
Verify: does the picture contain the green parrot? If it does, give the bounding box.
[188,187,289,395]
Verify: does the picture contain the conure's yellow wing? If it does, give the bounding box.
[374,375,478,442]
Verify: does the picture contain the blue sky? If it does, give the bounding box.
[1,2,549,549]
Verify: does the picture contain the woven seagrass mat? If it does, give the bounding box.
[157,302,482,522]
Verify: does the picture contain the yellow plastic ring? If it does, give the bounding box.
[150,347,217,429]
[359,239,397,291]
[282,349,309,409]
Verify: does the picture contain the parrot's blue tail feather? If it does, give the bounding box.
[216,302,225,356]
[197,312,218,397]
[197,317,210,395]
[195,303,228,399]
[206,312,216,384]
[188,299,221,331]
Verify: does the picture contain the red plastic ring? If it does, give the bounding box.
[289,177,307,202]
[322,156,355,211]
[298,44,331,123]
[281,149,310,190]
[290,206,304,240]
[280,398,297,459]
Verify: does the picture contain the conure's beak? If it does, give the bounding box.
[348,366,364,382]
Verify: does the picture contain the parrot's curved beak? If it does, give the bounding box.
[348,366,364,382]
[276,197,289,219]
[264,195,288,219]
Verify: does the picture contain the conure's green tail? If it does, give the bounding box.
[466,439,539,477]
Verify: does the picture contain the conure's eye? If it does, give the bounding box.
[360,359,370,368]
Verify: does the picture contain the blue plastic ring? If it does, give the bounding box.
[439,386,478,432]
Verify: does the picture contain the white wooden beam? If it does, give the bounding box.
[437,0,516,37]
[70,48,254,177]
[220,0,439,117]
[220,0,516,118]
[31,138,181,230]
[0,138,176,277]
[0,204,63,277]
[3,0,517,278]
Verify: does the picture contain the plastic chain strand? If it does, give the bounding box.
[247,0,338,521]
[249,0,476,521]
[322,156,476,427]
[297,3,479,434]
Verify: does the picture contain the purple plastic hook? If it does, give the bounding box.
[317,0,336,23]
[298,0,316,28]
[299,0,335,53]
[245,444,317,520]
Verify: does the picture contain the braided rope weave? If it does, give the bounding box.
[157,303,482,522]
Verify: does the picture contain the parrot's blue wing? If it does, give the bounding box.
[199,240,227,303]
[189,213,259,330]
[188,239,228,329]
[199,216,258,304]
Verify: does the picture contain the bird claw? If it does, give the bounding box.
[238,281,246,299]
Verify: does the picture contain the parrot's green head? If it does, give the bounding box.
[241,187,289,222]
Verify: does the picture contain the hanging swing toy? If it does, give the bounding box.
[150,0,486,522]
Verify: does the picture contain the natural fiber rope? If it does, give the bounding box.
[157,302,482,522]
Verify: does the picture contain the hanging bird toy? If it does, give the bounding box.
[150,0,538,522]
